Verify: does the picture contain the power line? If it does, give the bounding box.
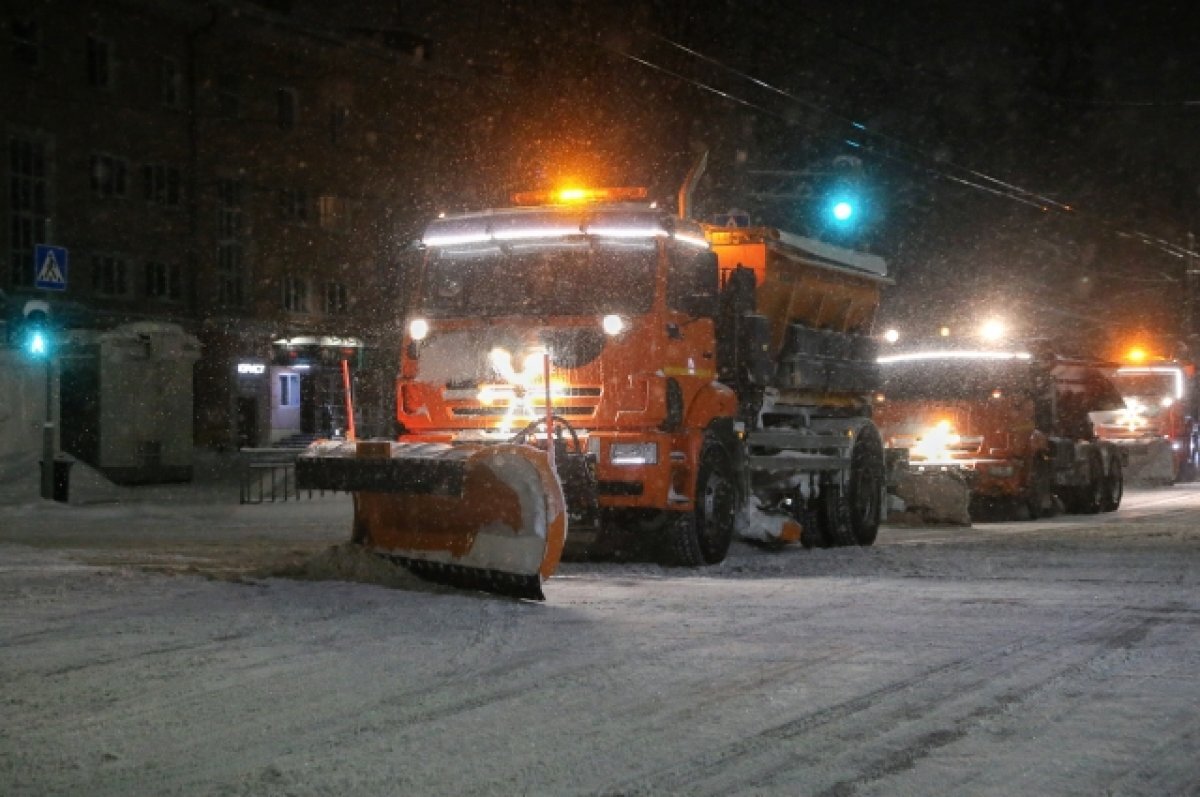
[616,30,1198,263]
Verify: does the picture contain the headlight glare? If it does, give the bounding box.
[610,442,658,466]
[408,317,430,341]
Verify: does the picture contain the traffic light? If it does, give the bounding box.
[828,196,857,224]
[821,154,867,236]
[20,299,52,359]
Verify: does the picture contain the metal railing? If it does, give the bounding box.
[238,447,342,504]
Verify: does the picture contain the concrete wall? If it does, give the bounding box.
[0,349,57,483]
[96,323,200,482]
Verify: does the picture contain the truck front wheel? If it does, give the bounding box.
[666,442,737,566]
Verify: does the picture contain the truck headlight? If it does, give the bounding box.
[602,314,626,336]
[610,442,658,465]
[408,317,429,341]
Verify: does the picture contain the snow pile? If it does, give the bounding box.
[889,469,972,525]
[265,542,435,591]
[735,502,797,544]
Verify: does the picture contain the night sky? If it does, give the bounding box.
[303,0,1200,359]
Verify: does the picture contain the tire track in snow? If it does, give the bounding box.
[599,606,1149,796]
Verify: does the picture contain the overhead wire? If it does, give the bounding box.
[615,29,1198,263]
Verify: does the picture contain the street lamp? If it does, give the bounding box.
[980,318,1007,343]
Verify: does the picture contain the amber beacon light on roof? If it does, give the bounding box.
[510,186,649,206]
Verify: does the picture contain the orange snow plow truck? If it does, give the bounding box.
[875,348,1128,519]
[1091,358,1199,484]
[297,185,891,598]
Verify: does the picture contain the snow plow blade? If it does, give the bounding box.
[1119,439,1175,486]
[296,440,567,600]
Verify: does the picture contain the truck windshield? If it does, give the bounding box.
[419,240,658,318]
[1112,373,1176,400]
[881,359,1034,401]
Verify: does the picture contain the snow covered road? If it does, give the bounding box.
[2,484,1198,795]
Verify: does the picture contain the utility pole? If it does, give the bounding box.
[40,355,54,500]
[1187,231,1199,343]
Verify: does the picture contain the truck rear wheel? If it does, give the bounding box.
[818,483,856,547]
[1024,457,1053,520]
[848,424,885,546]
[665,442,737,566]
[1074,451,1104,514]
[1101,454,1123,512]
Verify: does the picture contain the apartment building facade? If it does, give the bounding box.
[3,0,467,477]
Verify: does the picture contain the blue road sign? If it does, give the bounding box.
[34,244,68,291]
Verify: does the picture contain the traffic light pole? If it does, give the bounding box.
[40,356,54,500]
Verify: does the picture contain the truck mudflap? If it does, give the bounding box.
[296,440,567,600]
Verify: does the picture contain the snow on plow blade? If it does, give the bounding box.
[1119,439,1175,486]
[296,440,567,600]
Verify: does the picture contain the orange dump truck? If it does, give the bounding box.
[1091,360,1199,483]
[875,349,1127,519]
[298,188,890,597]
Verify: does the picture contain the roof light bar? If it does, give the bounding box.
[878,350,1033,364]
[1116,366,1186,399]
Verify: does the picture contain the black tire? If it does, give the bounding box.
[1024,456,1052,520]
[799,505,829,549]
[665,442,737,566]
[847,424,885,546]
[818,482,856,547]
[1072,452,1104,514]
[1101,453,1123,512]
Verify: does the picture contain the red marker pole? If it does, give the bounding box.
[342,358,356,442]
[543,352,554,472]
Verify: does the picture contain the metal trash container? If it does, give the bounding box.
[51,455,74,503]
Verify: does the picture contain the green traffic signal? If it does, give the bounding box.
[20,300,52,359]
[27,328,48,357]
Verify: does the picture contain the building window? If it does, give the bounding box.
[9,135,50,288]
[12,17,40,68]
[217,244,243,306]
[325,281,348,315]
[91,254,128,296]
[145,261,181,300]
[277,87,297,130]
[217,74,240,118]
[330,105,350,144]
[217,178,242,237]
[143,163,181,206]
[90,153,127,197]
[282,275,308,313]
[318,195,354,231]
[279,373,300,408]
[279,188,308,222]
[86,34,113,89]
[216,178,244,307]
[159,57,181,107]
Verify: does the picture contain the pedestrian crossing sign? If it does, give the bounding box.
[34,244,68,291]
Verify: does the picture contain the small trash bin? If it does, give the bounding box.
[52,455,74,503]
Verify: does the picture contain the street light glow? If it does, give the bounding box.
[980,319,1006,342]
[832,201,854,221]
